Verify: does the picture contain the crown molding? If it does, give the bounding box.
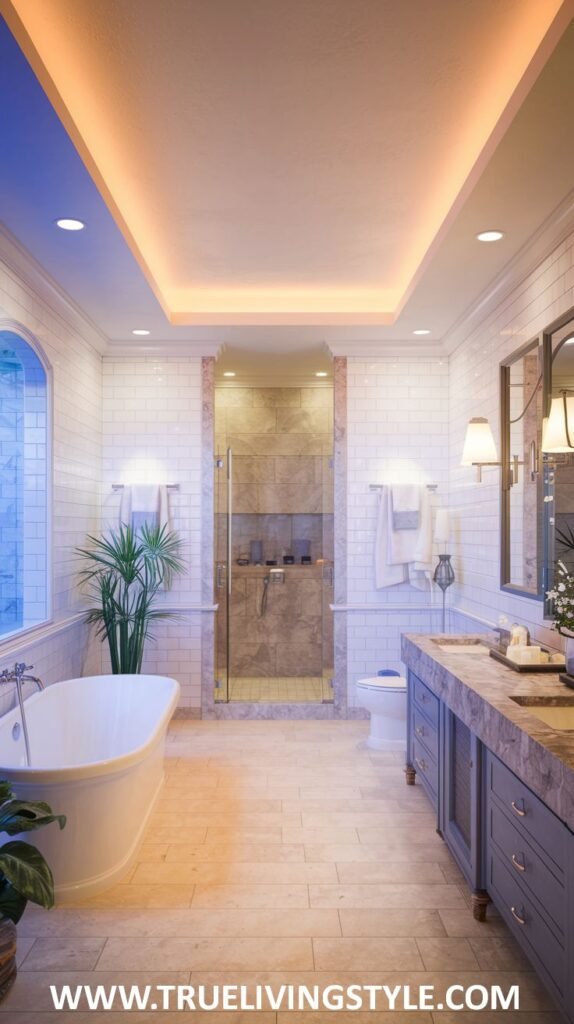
[105,338,222,359]
[325,339,446,359]
[443,190,574,356]
[0,223,109,355]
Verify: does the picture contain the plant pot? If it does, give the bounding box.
[566,635,574,677]
[0,916,17,1002]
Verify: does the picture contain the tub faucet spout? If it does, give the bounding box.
[0,662,44,766]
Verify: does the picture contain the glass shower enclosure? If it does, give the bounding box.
[213,385,334,703]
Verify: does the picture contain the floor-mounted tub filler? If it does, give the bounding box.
[0,674,179,902]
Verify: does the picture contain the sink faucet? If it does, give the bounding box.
[0,663,44,766]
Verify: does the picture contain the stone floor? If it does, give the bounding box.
[3,720,562,1022]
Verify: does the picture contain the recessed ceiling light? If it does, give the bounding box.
[315,371,328,377]
[476,230,504,242]
[223,371,236,377]
[132,329,150,336]
[413,329,431,336]
[56,218,85,231]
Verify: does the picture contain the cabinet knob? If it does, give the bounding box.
[511,799,526,818]
[511,853,526,873]
[510,905,526,926]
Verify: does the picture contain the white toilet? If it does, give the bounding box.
[355,674,407,750]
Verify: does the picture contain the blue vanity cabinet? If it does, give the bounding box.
[406,671,440,815]
[484,750,574,1022]
[440,706,488,920]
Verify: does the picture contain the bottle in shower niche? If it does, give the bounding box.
[293,539,311,563]
[250,540,263,565]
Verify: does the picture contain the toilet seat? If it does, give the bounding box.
[356,676,406,694]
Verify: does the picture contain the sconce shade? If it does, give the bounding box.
[461,417,497,466]
[541,394,574,453]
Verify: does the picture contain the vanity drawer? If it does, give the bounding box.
[488,798,564,934]
[487,848,566,999]
[412,675,439,729]
[412,734,438,803]
[487,752,567,876]
[412,703,439,761]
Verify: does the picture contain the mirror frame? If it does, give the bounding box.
[499,335,545,600]
[542,305,574,618]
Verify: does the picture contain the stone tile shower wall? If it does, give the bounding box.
[215,386,333,679]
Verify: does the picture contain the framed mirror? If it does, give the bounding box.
[542,308,574,618]
[500,338,545,598]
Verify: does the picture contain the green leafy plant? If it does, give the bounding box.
[0,781,65,923]
[555,522,574,557]
[547,560,574,635]
[77,523,185,674]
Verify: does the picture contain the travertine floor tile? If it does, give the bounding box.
[164,843,304,863]
[192,883,310,909]
[335,862,445,884]
[96,936,314,971]
[468,935,534,971]
[304,842,453,863]
[339,909,446,937]
[133,861,336,885]
[20,907,341,938]
[19,937,106,972]
[437,908,504,937]
[309,883,466,909]
[312,936,424,971]
[3,720,561,1021]
[415,937,480,970]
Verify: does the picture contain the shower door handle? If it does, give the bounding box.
[226,447,233,596]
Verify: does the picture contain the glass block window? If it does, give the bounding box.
[0,330,49,638]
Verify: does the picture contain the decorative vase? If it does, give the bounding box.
[0,916,17,1002]
[565,635,574,677]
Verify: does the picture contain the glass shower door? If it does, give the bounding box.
[214,447,232,702]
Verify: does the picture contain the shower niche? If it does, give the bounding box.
[214,385,334,703]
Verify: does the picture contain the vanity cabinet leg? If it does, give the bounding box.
[405,764,416,786]
[471,890,490,922]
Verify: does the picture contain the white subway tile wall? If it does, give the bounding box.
[346,358,449,705]
[101,357,203,709]
[448,227,574,651]
[0,253,102,715]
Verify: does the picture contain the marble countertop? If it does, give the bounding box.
[401,633,574,832]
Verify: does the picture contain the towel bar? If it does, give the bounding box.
[369,483,438,492]
[111,483,179,491]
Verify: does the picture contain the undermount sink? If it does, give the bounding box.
[510,694,574,730]
[432,638,489,655]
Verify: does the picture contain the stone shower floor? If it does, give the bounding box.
[228,676,334,702]
[3,719,560,1022]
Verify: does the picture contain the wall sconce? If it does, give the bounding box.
[461,416,537,486]
[541,391,574,453]
[461,417,500,482]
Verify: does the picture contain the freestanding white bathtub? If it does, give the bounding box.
[0,674,179,903]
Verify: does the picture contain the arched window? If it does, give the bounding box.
[0,329,49,638]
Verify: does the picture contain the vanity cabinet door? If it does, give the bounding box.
[441,707,484,896]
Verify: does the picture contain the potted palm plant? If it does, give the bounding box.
[0,781,65,1000]
[77,522,185,674]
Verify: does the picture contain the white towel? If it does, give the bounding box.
[391,484,420,531]
[119,485,170,533]
[375,488,408,589]
[375,485,433,590]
